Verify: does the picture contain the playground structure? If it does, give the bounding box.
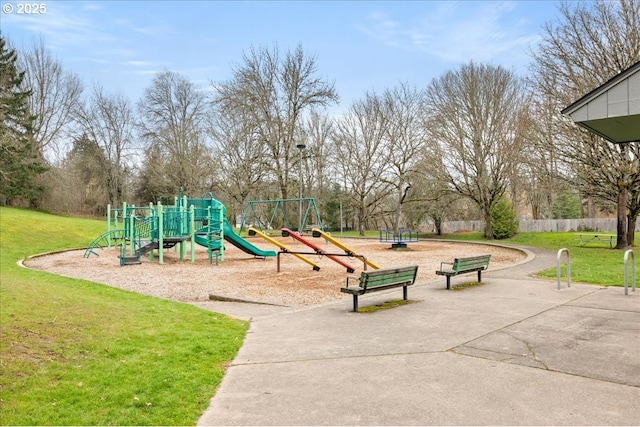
[84,194,276,266]
[379,228,420,249]
[248,227,321,271]
[281,228,356,273]
[247,225,381,273]
[312,228,381,270]
[83,193,381,273]
[239,197,324,234]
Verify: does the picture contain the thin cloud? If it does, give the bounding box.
[125,60,162,67]
[111,16,177,37]
[132,23,176,36]
[72,56,111,65]
[5,2,116,50]
[356,11,403,48]
[357,1,542,70]
[81,2,104,12]
[127,69,164,77]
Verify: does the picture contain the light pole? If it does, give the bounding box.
[296,143,306,232]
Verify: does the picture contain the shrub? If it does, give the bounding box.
[491,197,519,239]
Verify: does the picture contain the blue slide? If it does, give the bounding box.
[195,219,276,257]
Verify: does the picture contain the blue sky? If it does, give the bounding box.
[2,0,561,110]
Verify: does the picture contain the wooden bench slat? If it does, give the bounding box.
[436,255,491,289]
[363,272,416,287]
[341,265,418,312]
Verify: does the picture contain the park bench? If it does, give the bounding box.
[341,265,419,312]
[436,255,491,289]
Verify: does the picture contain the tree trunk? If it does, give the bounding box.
[531,193,541,220]
[358,203,366,236]
[392,192,401,233]
[586,195,597,218]
[483,208,493,240]
[627,213,636,247]
[615,185,628,249]
[434,216,443,235]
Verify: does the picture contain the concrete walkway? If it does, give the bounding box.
[197,246,640,426]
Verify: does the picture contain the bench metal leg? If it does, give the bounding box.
[403,286,407,300]
[477,271,482,282]
[446,276,451,290]
[352,295,358,312]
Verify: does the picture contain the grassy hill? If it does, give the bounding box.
[0,207,248,425]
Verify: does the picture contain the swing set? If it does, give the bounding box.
[238,197,324,235]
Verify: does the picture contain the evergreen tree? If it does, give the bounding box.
[490,196,519,239]
[0,34,47,206]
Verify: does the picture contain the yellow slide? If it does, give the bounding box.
[311,228,381,269]
[248,227,321,271]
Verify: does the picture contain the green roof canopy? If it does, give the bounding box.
[561,61,640,144]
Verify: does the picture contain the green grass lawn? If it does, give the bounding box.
[304,228,636,286]
[1,210,636,425]
[430,231,636,286]
[0,207,248,426]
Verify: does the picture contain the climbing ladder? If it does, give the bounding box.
[83,229,126,258]
[119,213,158,265]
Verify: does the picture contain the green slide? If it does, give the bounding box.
[195,219,276,257]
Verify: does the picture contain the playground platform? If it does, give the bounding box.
[196,246,639,426]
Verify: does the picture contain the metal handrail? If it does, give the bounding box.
[557,248,571,290]
[623,249,636,295]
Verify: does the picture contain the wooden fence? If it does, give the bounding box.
[441,218,640,233]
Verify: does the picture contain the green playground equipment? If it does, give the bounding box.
[85,193,275,266]
[118,201,199,266]
[83,228,126,258]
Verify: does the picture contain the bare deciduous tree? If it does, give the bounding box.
[214,44,338,201]
[530,0,640,248]
[138,71,212,197]
[521,90,570,220]
[208,99,270,217]
[20,36,83,163]
[380,82,428,232]
[75,86,136,206]
[332,92,394,235]
[299,110,334,214]
[425,62,530,239]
